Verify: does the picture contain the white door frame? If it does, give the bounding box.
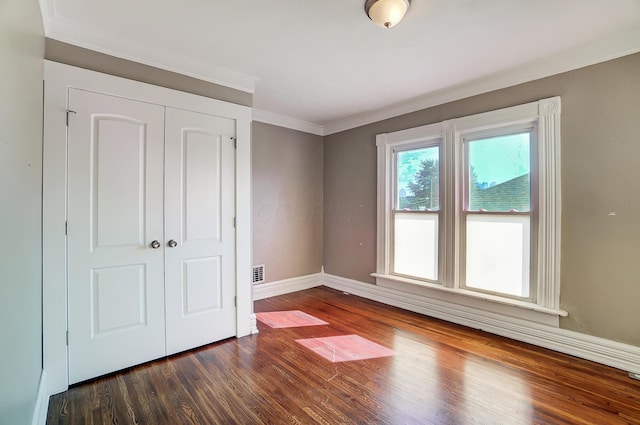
[43,60,256,395]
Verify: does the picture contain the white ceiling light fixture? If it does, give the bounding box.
[365,0,412,29]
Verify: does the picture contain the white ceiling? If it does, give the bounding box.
[41,0,640,135]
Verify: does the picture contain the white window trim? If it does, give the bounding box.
[374,97,565,319]
[376,122,445,276]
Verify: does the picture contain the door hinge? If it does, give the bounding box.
[234,296,237,307]
[65,110,77,126]
[233,217,236,228]
[65,331,69,346]
[65,221,68,236]
[231,137,237,149]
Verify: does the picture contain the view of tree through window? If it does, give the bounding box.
[396,146,439,211]
[394,145,440,281]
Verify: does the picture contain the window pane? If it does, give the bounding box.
[468,133,530,212]
[397,146,439,211]
[394,212,438,280]
[465,214,530,298]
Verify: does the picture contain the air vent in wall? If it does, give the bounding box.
[252,264,265,284]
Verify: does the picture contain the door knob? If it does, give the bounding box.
[150,240,161,249]
[168,239,178,248]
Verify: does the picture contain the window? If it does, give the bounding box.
[393,144,441,281]
[375,98,562,314]
[463,130,534,299]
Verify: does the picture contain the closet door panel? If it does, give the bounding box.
[164,107,237,355]
[67,89,166,384]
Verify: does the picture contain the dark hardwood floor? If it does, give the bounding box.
[47,287,640,424]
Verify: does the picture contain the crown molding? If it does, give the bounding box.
[253,109,325,136]
[43,13,258,93]
[323,27,640,135]
[38,0,55,33]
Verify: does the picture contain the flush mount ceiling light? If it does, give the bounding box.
[365,0,411,29]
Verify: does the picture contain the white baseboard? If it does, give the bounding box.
[249,313,259,335]
[32,370,49,425]
[323,273,640,374]
[253,273,323,301]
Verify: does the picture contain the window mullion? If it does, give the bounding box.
[442,121,456,288]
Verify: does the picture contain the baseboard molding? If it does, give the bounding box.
[32,370,49,425]
[323,273,640,374]
[253,273,323,301]
[249,313,259,335]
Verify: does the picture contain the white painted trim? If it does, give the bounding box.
[375,134,388,275]
[253,109,324,136]
[31,370,48,425]
[323,27,640,135]
[373,273,565,320]
[374,98,562,318]
[234,92,254,341]
[42,60,253,394]
[42,61,70,396]
[323,273,640,374]
[253,273,323,301]
[375,123,444,284]
[38,0,54,33]
[249,313,259,335]
[537,98,562,309]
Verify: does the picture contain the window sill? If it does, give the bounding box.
[371,273,567,319]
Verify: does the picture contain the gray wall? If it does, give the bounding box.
[252,122,323,283]
[324,52,640,347]
[45,39,252,107]
[0,0,45,423]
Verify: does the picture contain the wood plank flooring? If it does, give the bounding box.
[47,287,640,424]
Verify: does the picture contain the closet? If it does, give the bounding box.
[65,89,236,383]
[42,61,253,392]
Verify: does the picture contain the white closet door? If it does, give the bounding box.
[164,107,237,355]
[67,89,166,384]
